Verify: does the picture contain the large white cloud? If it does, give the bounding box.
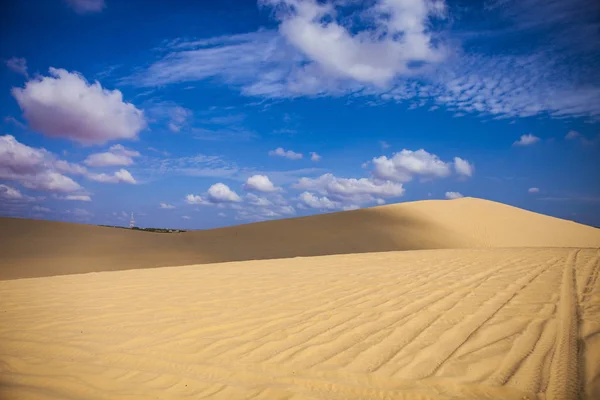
[12,68,146,145]
[372,149,454,182]
[0,135,83,193]
[295,172,404,207]
[263,0,446,85]
[244,174,278,192]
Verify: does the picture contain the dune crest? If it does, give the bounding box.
[1,197,599,280]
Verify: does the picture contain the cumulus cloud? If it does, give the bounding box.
[310,152,321,161]
[295,172,404,208]
[84,144,141,167]
[5,57,28,77]
[513,134,540,146]
[372,149,470,182]
[64,0,105,14]
[160,202,175,209]
[0,135,84,193]
[269,147,303,159]
[261,0,446,86]
[298,191,340,210]
[12,68,146,145]
[445,191,464,199]
[244,174,278,192]
[0,184,23,199]
[186,183,242,205]
[454,157,474,177]
[88,169,136,184]
[528,187,540,193]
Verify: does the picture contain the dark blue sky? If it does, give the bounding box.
[1,0,599,228]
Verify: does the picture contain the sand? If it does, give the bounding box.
[1,248,599,399]
[1,197,599,399]
[2,197,600,280]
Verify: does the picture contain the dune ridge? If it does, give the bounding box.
[1,197,599,280]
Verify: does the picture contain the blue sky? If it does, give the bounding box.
[1,0,599,229]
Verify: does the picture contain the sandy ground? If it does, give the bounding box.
[1,248,599,400]
[2,197,600,280]
[1,197,599,399]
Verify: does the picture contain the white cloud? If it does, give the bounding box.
[298,191,340,210]
[12,68,146,145]
[261,0,446,86]
[67,208,93,218]
[182,215,191,220]
[372,149,460,182]
[310,152,321,162]
[5,57,28,77]
[445,191,464,199]
[0,135,84,193]
[269,147,303,160]
[244,174,278,192]
[167,106,192,132]
[64,0,105,14]
[454,157,474,177]
[32,206,50,212]
[186,183,242,205]
[0,184,22,199]
[88,169,136,184]
[61,195,92,201]
[160,202,175,209]
[295,172,405,207]
[528,187,540,193]
[513,134,540,146]
[84,144,141,167]
[379,141,390,149]
[208,183,242,203]
[218,212,226,217]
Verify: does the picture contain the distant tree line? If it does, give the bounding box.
[99,225,186,233]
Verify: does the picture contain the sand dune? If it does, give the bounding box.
[1,197,599,279]
[1,248,599,399]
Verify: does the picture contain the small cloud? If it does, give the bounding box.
[160,202,175,209]
[88,168,136,184]
[379,141,390,149]
[0,184,23,199]
[84,145,140,167]
[565,130,581,140]
[445,191,464,199]
[5,57,28,77]
[244,174,278,192]
[528,187,540,193]
[182,215,191,220]
[3,116,27,129]
[454,157,474,177]
[310,152,321,162]
[513,134,540,146]
[186,183,242,205]
[218,212,226,217]
[32,206,51,212]
[64,0,105,14]
[269,147,303,160]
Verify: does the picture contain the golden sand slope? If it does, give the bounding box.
[1,197,599,279]
[1,248,599,399]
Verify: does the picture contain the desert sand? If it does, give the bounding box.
[2,197,600,280]
[1,197,599,399]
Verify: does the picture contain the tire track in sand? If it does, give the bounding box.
[397,258,553,380]
[546,250,579,400]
